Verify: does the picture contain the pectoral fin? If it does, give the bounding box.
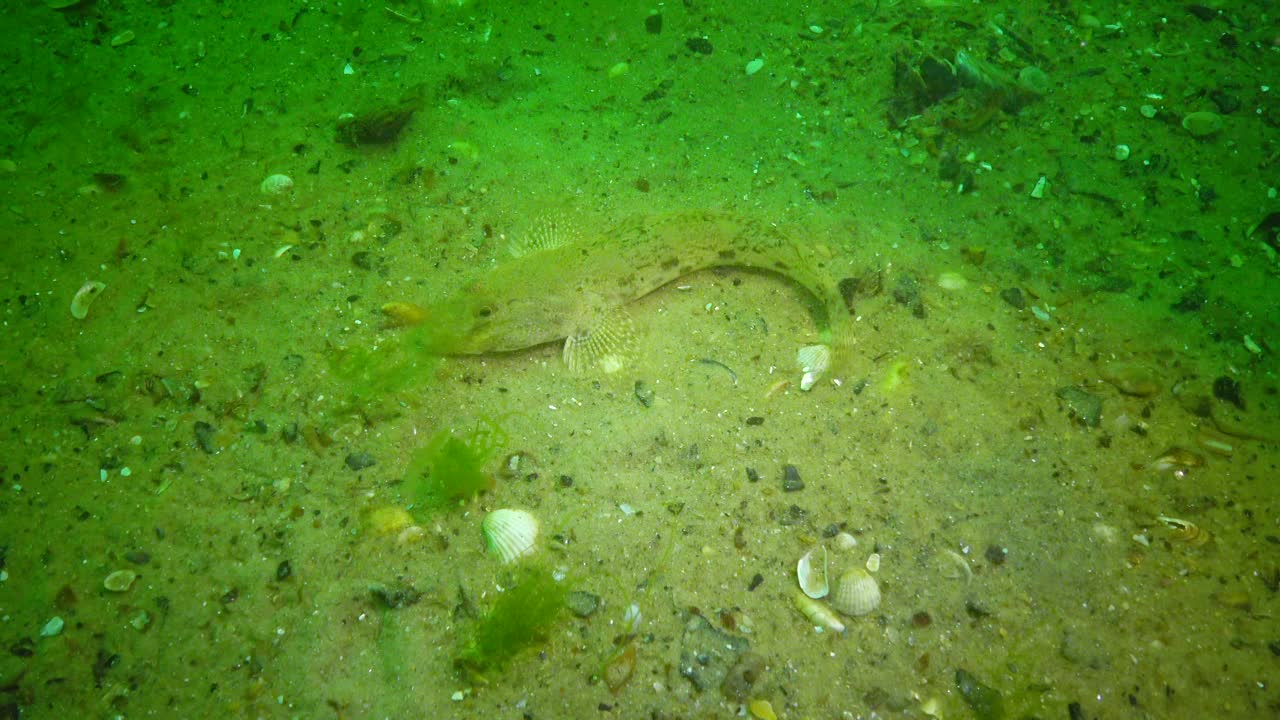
[563,308,637,374]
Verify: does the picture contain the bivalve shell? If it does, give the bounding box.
[481,508,539,564]
[796,545,829,599]
[260,173,294,195]
[830,567,881,617]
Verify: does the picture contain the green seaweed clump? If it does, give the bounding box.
[327,336,438,420]
[456,563,569,682]
[403,417,505,515]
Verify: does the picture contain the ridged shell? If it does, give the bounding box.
[830,567,880,617]
[481,508,539,564]
[796,545,829,599]
[259,173,294,195]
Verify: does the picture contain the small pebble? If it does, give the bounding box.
[276,559,293,581]
[193,421,219,454]
[782,464,804,492]
[685,37,714,55]
[745,467,760,483]
[634,380,655,407]
[124,550,150,565]
[344,452,377,471]
[984,545,1008,566]
[566,590,601,618]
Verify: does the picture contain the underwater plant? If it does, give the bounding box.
[402,417,506,515]
[455,562,569,681]
[326,335,438,421]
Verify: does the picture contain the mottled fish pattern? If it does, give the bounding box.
[416,210,850,370]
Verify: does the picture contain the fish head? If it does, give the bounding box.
[428,279,575,354]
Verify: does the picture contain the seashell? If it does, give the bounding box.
[1182,111,1223,139]
[833,531,858,551]
[829,567,881,617]
[1145,447,1205,475]
[796,545,829,599]
[793,590,845,633]
[259,173,294,195]
[1099,363,1161,397]
[937,271,967,290]
[796,344,831,391]
[481,508,539,564]
[1156,516,1211,547]
[104,569,138,592]
[70,280,106,319]
[865,552,881,573]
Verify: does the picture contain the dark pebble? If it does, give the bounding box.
[124,551,150,565]
[369,582,422,609]
[1186,4,1216,21]
[911,611,932,627]
[1068,701,1086,720]
[999,287,1026,309]
[685,37,713,55]
[1210,89,1240,115]
[1212,375,1244,409]
[964,599,992,619]
[281,422,300,444]
[744,416,764,426]
[747,573,764,591]
[1269,641,1280,657]
[559,474,574,488]
[821,523,840,538]
[778,504,806,526]
[566,590,600,618]
[745,467,760,483]
[634,380,655,407]
[1171,285,1207,313]
[344,452,377,471]
[351,251,373,270]
[193,421,219,454]
[276,559,292,581]
[644,12,662,34]
[984,545,1008,566]
[782,464,804,492]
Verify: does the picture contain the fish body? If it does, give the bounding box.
[412,210,849,372]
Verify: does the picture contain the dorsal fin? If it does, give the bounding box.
[508,214,581,257]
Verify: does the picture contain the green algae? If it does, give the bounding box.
[455,563,569,682]
[402,417,506,516]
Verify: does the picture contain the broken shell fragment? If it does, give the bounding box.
[70,280,106,319]
[1099,363,1161,397]
[865,552,881,573]
[829,567,881,617]
[481,508,539,564]
[1145,447,1205,475]
[797,545,829,599]
[793,590,845,633]
[104,569,138,592]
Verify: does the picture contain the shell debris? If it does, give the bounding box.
[70,280,106,319]
[793,590,845,633]
[797,545,829,599]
